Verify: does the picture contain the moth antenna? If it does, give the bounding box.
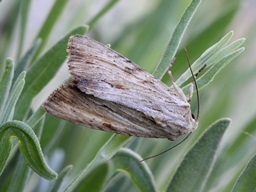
[184,48,200,121]
[127,133,191,169]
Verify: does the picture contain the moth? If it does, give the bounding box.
[43,35,198,141]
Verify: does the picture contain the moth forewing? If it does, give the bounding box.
[43,35,198,141]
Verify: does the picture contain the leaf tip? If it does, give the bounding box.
[6,58,14,68]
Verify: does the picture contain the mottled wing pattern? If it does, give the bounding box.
[44,82,183,140]
[67,35,197,133]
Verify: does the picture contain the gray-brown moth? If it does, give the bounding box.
[43,35,198,141]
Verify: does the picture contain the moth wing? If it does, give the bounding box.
[67,35,197,133]
[43,82,183,140]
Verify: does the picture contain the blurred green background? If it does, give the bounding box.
[0,0,255,191]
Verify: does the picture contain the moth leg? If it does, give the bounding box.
[187,64,207,102]
[187,83,194,102]
[168,70,187,102]
[186,64,207,102]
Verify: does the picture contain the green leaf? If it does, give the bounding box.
[7,117,46,192]
[110,148,157,192]
[75,163,109,192]
[0,2,20,65]
[88,0,119,28]
[207,38,245,65]
[111,1,180,73]
[16,0,32,60]
[49,165,73,192]
[173,3,240,75]
[75,148,157,192]
[32,0,69,61]
[26,106,46,128]
[166,118,231,192]
[176,31,234,86]
[0,59,14,120]
[0,72,26,123]
[7,156,31,192]
[41,118,67,155]
[65,134,132,192]
[14,39,41,80]
[232,153,256,192]
[182,47,245,94]
[97,134,132,161]
[153,0,202,79]
[15,26,89,120]
[0,110,46,171]
[0,129,12,177]
[0,120,57,180]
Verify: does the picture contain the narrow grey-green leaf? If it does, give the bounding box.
[14,39,41,81]
[0,129,12,176]
[88,0,119,28]
[0,72,26,123]
[65,134,132,192]
[7,156,31,192]
[49,165,73,192]
[6,116,46,187]
[15,26,89,120]
[0,2,20,65]
[182,47,245,94]
[32,0,69,61]
[98,134,132,160]
[16,0,32,60]
[74,163,109,192]
[232,153,256,192]
[176,31,233,86]
[26,106,46,128]
[167,118,231,192]
[153,0,202,79]
[110,148,157,192]
[0,120,57,180]
[0,59,14,120]
[207,38,245,65]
